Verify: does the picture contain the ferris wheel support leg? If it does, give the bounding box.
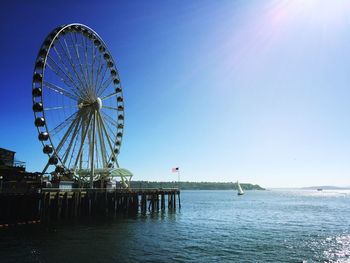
[90,111,97,189]
[41,161,51,175]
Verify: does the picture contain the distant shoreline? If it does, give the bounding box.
[130,181,265,190]
[301,186,350,190]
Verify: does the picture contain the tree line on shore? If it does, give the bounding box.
[130,181,265,190]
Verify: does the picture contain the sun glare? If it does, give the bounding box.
[273,0,350,28]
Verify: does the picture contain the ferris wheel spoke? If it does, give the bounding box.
[102,114,119,155]
[94,127,101,168]
[46,57,87,101]
[57,37,89,98]
[51,45,83,96]
[62,116,82,166]
[102,105,118,111]
[101,91,118,101]
[53,45,72,74]
[43,81,79,101]
[91,43,96,89]
[100,113,117,144]
[94,61,107,96]
[104,128,117,154]
[54,113,81,155]
[73,111,94,169]
[87,126,91,169]
[64,36,91,97]
[101,111,119,128]
[97,76,113,97]
[89,111,97,186]
[50,45,81,89]
[82,35,92,88]
[52,45,73,79]
[91,42,103,97]
[67,124,81,168]
[49,111,78,137]
[92,43,105,96]
[96,113,108,167]
[100,110,117,137]
[79,120,85,170]
[44,105,78,111]
[46,56,83,99]
[103,116,117,140]
[96,63,109,94]
[97,111,118,166]
[71,33,91,95]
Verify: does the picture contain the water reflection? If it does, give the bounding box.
[1,190,350,262]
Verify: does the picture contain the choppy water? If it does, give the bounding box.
[1,190,350,262]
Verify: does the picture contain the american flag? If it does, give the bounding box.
[172,167,179,173]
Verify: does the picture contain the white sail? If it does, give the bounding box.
[237,181,244,195]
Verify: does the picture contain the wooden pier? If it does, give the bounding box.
[0,188,180,226]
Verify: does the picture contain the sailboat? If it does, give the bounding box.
[237,181,244,196]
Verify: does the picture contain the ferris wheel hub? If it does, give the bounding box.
[77,97,102,111]
[95,97,102,110]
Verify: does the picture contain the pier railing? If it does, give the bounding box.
[41,187,179,192]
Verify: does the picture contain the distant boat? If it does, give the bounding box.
[317,188,323,191]
[237,181,244,195]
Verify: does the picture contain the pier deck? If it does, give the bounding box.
[0,188,180,226]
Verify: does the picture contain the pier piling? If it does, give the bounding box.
[0,188,180,225]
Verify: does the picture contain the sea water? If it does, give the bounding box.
[1,190,350,262]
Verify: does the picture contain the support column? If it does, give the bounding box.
[161,193,165,211]
[90,111,96,189]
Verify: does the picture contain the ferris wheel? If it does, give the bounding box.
[32,23,132,188]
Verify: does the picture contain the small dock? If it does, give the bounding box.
[0,188,180,226]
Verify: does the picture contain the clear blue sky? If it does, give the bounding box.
[1,0,350,188]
